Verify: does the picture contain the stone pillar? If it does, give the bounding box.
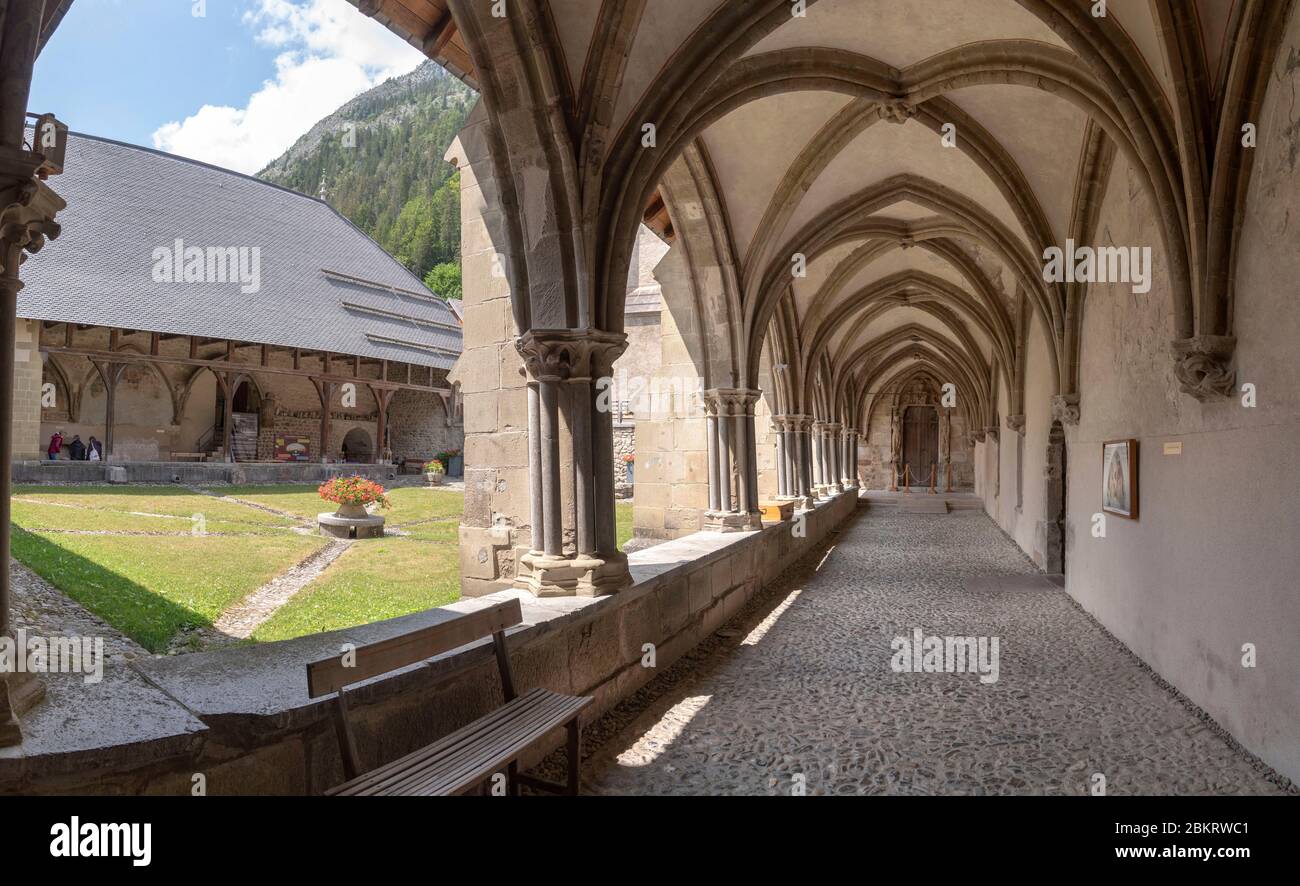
[703,389,762,531]
[774,415,798,500]
[0,102,65,746]
[792,415,816,509]
[827,422,843,494]
[515,329,631,597]
[705,400,721,513]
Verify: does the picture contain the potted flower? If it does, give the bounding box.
[621,453,635,485]
[318,476,391,519]
[424,458,445,486]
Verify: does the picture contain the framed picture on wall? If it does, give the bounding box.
[1102,439,1138,519]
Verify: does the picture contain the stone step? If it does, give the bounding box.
[898,497,949,514]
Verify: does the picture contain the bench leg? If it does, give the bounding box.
[566,719,581,796]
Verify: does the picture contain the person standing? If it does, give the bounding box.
[68,435,86,461]
[47,430,64,460]
[87,437,103,461]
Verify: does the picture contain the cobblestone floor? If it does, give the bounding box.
[579,507,1291,796]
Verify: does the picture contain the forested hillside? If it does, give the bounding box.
[258,61,474,299]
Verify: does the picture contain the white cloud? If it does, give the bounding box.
[152,0,424,174]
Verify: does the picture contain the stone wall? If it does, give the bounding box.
[11,319,43,460]
[0,490,858,795]
[973,10,1300,785]
[445,109,532,596]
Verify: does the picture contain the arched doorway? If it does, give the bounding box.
[341,428,372,463]
[902,405,939,484]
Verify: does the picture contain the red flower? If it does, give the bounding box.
[318,476,392,509]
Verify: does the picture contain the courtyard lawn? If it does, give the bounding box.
[252,538,460,641]
[12,485,296,530]
[11,485,636,653]
[616,501,633,549]
[12,528,326,652]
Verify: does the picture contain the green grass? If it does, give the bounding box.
[12,528,325,652]
[10,498,297,536]
[252,538,461,641]
[616,501,633,550]
[12,485,294,528]
[11,485,631,651]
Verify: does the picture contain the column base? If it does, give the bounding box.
[0,668,46,748]
[796,495,817,511]
[828,483,844,494]
[703,510,763,532]
[516,551,631,598]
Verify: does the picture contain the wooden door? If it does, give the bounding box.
[902,406,938,481]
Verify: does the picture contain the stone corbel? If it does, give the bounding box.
[1171,335,1236,401]
[983,426,999,443]
[1005,414,1026,435]
[1050,394,1080,426]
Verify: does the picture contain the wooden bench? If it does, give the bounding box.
[306,598,590,796]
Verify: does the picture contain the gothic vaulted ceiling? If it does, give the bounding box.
[356,0,1286,424]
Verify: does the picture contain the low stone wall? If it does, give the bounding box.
[0,490,859,795]
[11,460,400,485]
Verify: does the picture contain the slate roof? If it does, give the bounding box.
[18,132,463,370]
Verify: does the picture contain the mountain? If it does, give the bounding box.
[258,61,475,298]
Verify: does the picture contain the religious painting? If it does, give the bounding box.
[1102,439,1138,519]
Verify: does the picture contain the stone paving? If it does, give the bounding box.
[579,507,1292,796]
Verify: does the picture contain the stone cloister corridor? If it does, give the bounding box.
[579,503,1287,796]
[3,0,1300,817]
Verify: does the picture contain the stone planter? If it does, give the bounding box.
[426,472,444,486]
[318,502,385,539]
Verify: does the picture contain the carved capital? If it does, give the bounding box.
[1005,414,1026,435]
[704,387,760,416]
[1050,394,1080,426]
[1171,335,1236,401]
[515,328,628,383]
[0,157,65,276]
[983,426,999,443]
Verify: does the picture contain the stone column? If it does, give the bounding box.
[0,122,65,746]
[792,415,816,509]
[773,416,794,499]
[705,399,721,513]
[827,422,843,494]
[515,329,631,597]
[703,389,761,531]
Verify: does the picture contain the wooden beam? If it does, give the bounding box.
[39,344,450,395]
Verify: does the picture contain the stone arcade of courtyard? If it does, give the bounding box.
[1,0,1299,796]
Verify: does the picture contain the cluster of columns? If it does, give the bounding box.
[0,0,64,746]
[516,329,630,597]
[773,415,858,511]
[703,389,762,531]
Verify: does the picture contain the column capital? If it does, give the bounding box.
[0,160,65,276]
[515,328,628,383]
[1005,414,1026,435]
[703,387,761,414]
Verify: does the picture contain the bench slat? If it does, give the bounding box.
[306,598,523,697]
[328,688,590,796]
[334,688,556,794]
[390,694,586,796]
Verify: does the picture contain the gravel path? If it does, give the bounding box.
[578,507,1292,796]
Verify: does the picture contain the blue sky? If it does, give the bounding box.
[31,0,424,174]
